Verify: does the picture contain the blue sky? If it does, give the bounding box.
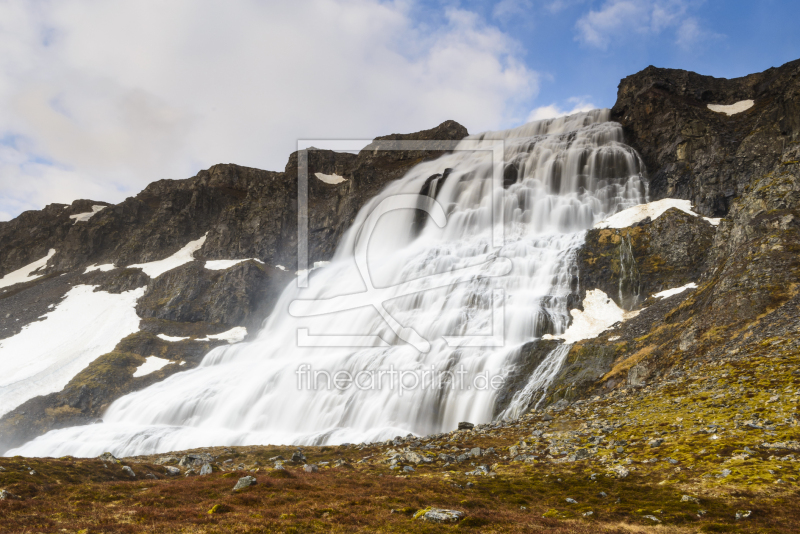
[1,0,798,221]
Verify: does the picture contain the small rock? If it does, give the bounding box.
[121,466,136,477]
[0,489,21,500]
[616,446,625,453]
[718,469,732,478]
[200,463,212,476]
[164,466,181,476]
[735,510,751,520]
[566,498,578,504]
[28,470,36,476]
[598,491,608,497]
[304,464,319,473]
[416,508,465,522]
[649,438,664,448]
[609,465,630,478]
[145,473,158,480]
[98,452,117,463]
[403,465,415,473]
[470,447,482,457]
[643,515,661,523]
[681,495,700,504]
[542,414,554,421]
[466,482,475,488]
[458,422,474,431]
[291,451,307,463]
[583,510,594,517]
[233,476,257,491]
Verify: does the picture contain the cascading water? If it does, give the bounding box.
[10,109,646,458]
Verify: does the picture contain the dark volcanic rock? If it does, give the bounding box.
[135,260,293,331]
[612,58,800,217]
[577,208,717,309]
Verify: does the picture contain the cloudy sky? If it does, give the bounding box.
[1,0,798,221]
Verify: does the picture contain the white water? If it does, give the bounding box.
[11,110,646,457]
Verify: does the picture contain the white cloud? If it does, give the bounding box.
[0,1,538,220]
[492,0,533,21]
[574,0,713,50]
[527,96,596,122]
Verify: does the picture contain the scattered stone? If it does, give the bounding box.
[28,470,36,476]
[458,422,474,431]
[403,465,415,473]
[304,464,319,473]
[681,495,700,504]
[415,508,465,522]
[598,492,608,498]
[164,466,181,476]
[583,510,594,517]
[200,463,212,475]
[470,447,482,457]
[145,473,158,480]
[566,498,578,504]
[609,465,630,478]
[542,414,554,421]
[233,476,257,491]
[736,510,752,520]
[643,515,661,523]
[0,489,21,500]
[649,438,664,448]
[291,451,307,463]
[121,466,136,477]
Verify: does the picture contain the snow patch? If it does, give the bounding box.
[204,258,263,271]
[156,326,247,344]
[594,198,720,229]
[295,261,330,276]
[652,282,697,300]
[69,205,107,224]
[129,233,207,278]
[205,327,248,343]
[157,334,188,342]
[85,263,116,273]
[0,249,56,289]
[544,289,640,344]
[707,100,754,116]
[315,172,347,185]
[0,284,145,417]
[132,356,172,378]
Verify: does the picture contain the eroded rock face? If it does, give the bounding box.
[577,208,717,309]
[612,58,800,217]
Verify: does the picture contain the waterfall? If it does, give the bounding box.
[9,109,646,457]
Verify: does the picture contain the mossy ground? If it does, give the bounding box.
[1,350,797,533]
